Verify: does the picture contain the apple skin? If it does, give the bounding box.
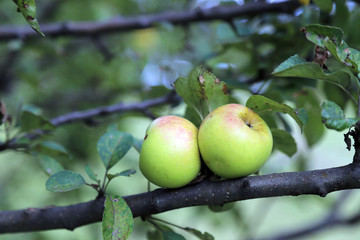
[139,116,201,188]
[198,104,273,178]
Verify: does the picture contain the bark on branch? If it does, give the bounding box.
[1,163,360,233]
[0,1,300,41]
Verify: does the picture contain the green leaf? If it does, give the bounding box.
[33,153,64,176]
[313,0,333,13]
[174,66,229,127]
[133,138,143,153]
[97,131,134,170]
[107,169,136,181]
[208,202,235,213]
[271,129,297,157]
[32,141,69,158]
[294,88,325,146]
[12,0,45,37]
[304,24,360,74]
[304,24,343,48]
[273,55,351,91]
[102,194,134,240]
[185,228,215,240]
[85,165,99,182]
[46,170,86,192]
[161,230,186,240]
[20,111,55,132]
[107,123,119,132]
[321,101,359,131]
[246,95,308,131]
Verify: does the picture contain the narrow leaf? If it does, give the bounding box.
[97,131,134,170]
[46,170,86,192]
[107,169,136,181]
[174,66,229,127]
[85,165,98,182]
[33,153,64,176]
[102,194,134,240]
[271,129,297,157]
[33,141,69,158]
[246,95,308,131]
[12,0,45,36]
[185,228,215,240]
[321,101,359,131]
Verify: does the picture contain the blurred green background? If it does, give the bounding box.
[2,0,360,239]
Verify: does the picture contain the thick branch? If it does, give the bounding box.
[1,163,360,233]
[0,1,300,41]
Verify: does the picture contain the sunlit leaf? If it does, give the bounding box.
[102,194,134,240]
[46,170,86,192]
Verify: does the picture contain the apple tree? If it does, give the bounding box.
[1,0,360,239]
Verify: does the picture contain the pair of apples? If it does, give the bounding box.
[139,104,273,188]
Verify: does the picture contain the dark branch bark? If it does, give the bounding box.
[1,163,360,233]
[0,1,300,41]
[0,92,178,152]
[49,92,177,126]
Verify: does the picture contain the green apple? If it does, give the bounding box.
[198,104,273,178]
[139,115,201,188]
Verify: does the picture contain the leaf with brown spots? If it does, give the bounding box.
[12,0,45,36]
[174,66,229,127]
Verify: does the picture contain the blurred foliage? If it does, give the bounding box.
[2,0,360,240]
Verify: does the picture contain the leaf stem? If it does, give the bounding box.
[101,169,109,192]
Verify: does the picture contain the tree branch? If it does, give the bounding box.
[49,91,177,126]
[250,191,360,240]
[0,92,178,152]
[0,1,300,41]
[1,163,360,233]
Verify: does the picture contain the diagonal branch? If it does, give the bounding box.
[1,163,360,233]
[0,92,178,152]
[49,91,177,126]
[0,1,300,41]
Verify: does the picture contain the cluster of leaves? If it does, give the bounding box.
[274,24,360,131]
[174,66,307,158]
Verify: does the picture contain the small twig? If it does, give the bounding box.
[249,191,355,240]
[91,35,114,62]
